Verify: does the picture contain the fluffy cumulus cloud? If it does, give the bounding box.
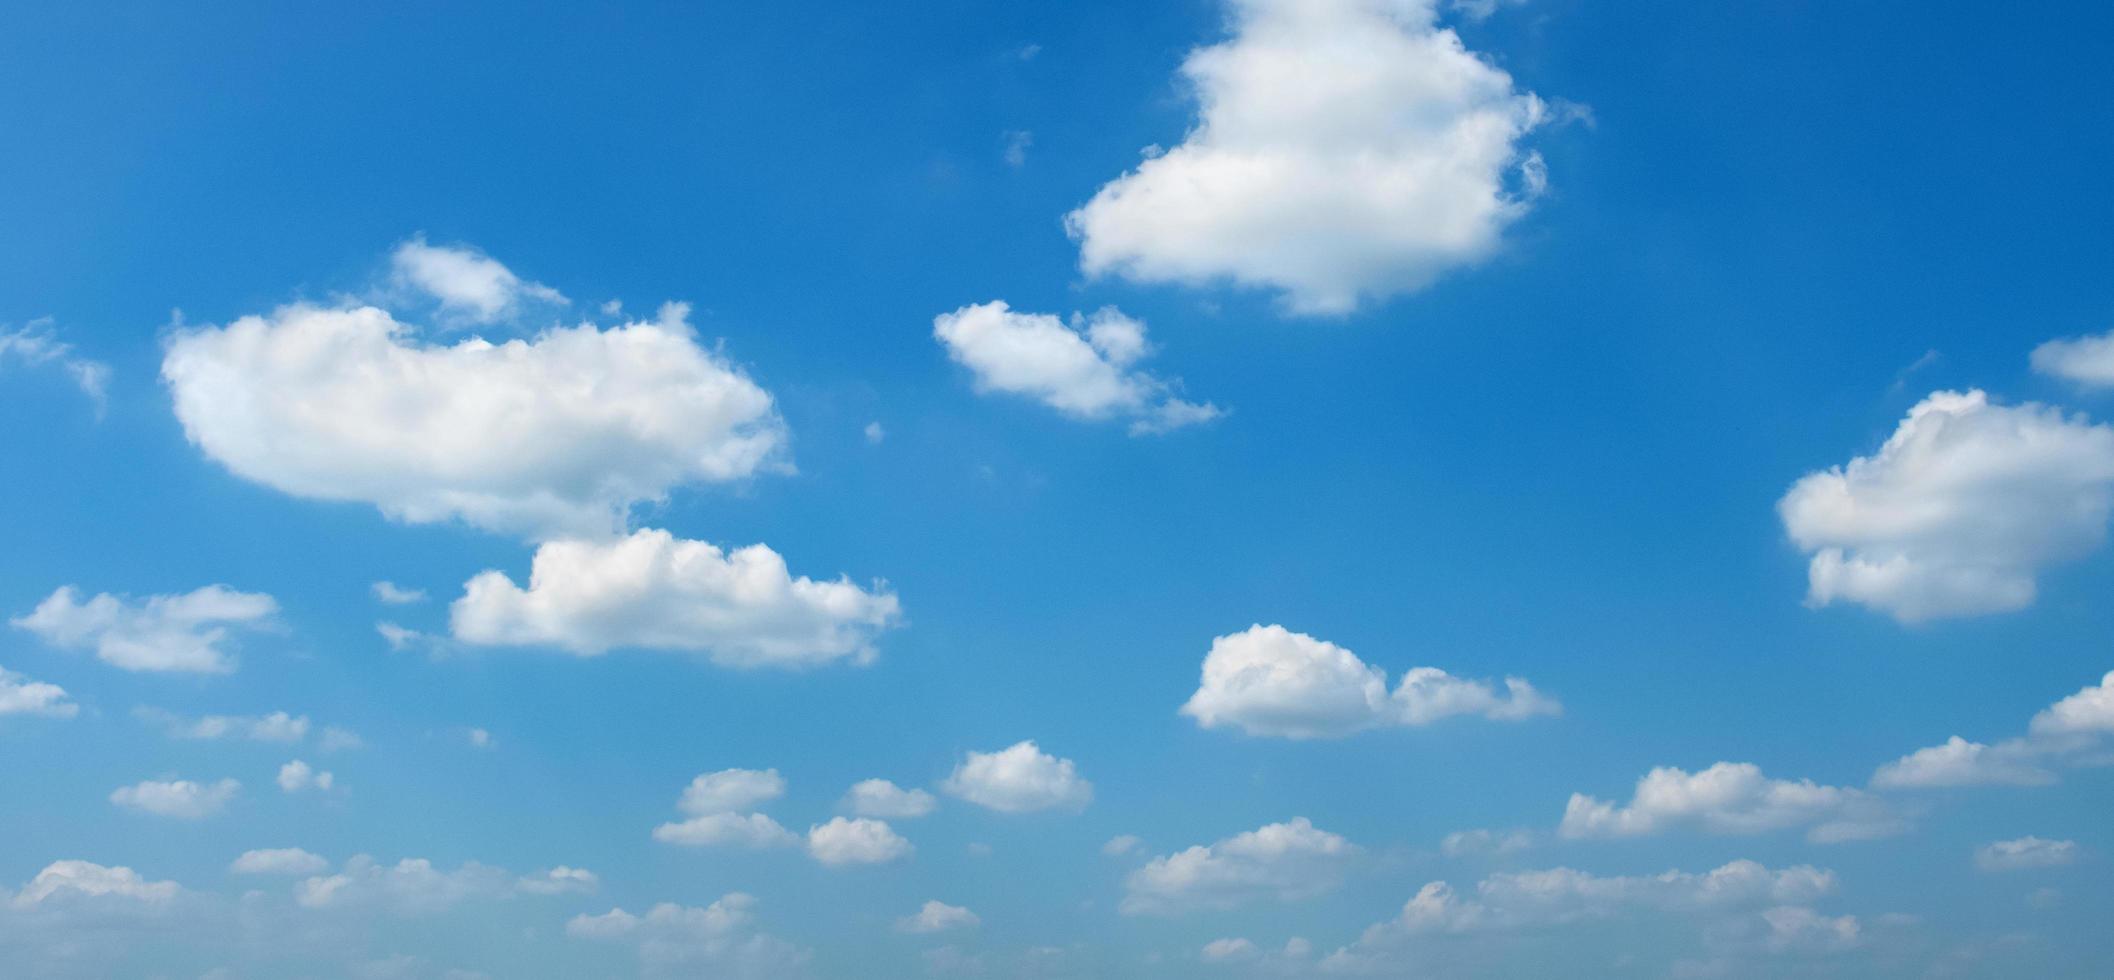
[568,894,809,979]
[1778,390,2114,622]
[1870,735,2055,789]
[389,236,565,324]
[1065,0,1553,314]
[1560,763,1903,843]
[896,900,979,934]
[11,585,276,673]
[1121,817,1358,915]
[230,848,330,876]
[162,297,787,539]
[450,529,901,668]
[0,664,77,718]
[109,778,240,819]
[2030,670,2114,737]
[9,860,182,908]
[1179,624,1557,738]
[294,855,592,913]
[805,817,913,866]
[653,769,799,849]
[676,768,787,815]
[1974,836,2080,872]
[942,741,1093,813]
[932,301,1220,435]
[277,759,335,793]
[2031,328,2114,387]
[841,778,937,819]
[0,318,110,413]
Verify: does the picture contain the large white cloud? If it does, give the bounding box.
[389,237,565,324]
[1559,763,1903,843]
[109,778,240,819]
[2030,328,2114,387]
[1065,0,1552,314]
[1778,390,2114,622]
[9,860,182,908]
[804,817,913,866]
[941,741,1093,813]
[162,299,787,539]
[567,894,810,979]
[450,529,901,668]
[0,665,77,718]
[1121,817,1358,915]
[1179,624,1557,738]
[932,301,1220,435]
[11,585,276,674]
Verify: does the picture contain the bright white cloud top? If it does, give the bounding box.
[389,236,566,323]
[1065,0,1552,314]
[676,768,787,815]
[1121,817,1359,915]
[10,860,182,908]
[2031,327,2114,387]
[942,741,1093,813]
[841,778,937,819]
[11,584,276,674]
[805,817,913,866]
[109,778,240,819]
[450,529,901,667]
[1560,762,1902,843]
[896,899,979,934]
[162,298,787,539]
[1779,390,2114,622]
[654,768,800,849]
[1180,624,1557,738]
[0,665,77,718]
[276,759,334,793]
[932,301,1220,435]
[1870,735,2054,789]
[2030,670,2114,736]
[229,848,329,876]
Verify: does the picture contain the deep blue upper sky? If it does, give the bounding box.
[2,2,2112,978]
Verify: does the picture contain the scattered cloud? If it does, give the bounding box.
[1065,0,1554,314]
[841,779,937,819]
[1180,624,1557,738]
[942,741,1093,813]
[110,778,240,819]
[1002,130,1033,168]
[678,769,787,815]
[450,529,901,667]
[2030,328,2114,387]
[1975,836,2080,872]
[2029,670,2114,737]
[136,707,311,743]
[934,301,1220,436]
[897,900,979,934]
[568,894,810,979]
[652,812,799,849]
[1121,817,1358,915]
[1102,834,1145,857]
[230,848,330,876]
[806,817,912,866]
[10,860,182,908]
[295,855,590,913]
[371,581,428,605]
[277,759,335,793]
[1871,736,2054,789]
[0,318,110,414]
[12,584,276,674]
[1560,762,1904,843]
[1441,828,1536,858]
[0,664,77,718]
[1779,390,2114,622]
[162,293,787,539]
[863,421,885,444]
[389,236,565,324]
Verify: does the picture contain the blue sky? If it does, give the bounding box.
[3,1,2113,977]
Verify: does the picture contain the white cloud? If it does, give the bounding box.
[296,856,524,913]
[863,421,885,444]
[1121,817,1358,915]
[137,707,311,743]
[806,817,912,866]
[1778,390,2114,622]
[1179,624,1557,738]
[0,318,109,413]
[1103,834,1146,857]
[1440,828,1535,857]
[390,236,565,323]
[942,740,1093,813]
[110,778,240,819]
[653,812,799,849]
[897,900,979,933]
[371,581,428,605]
[2029,670,2114,737]
[516,866,600,895]
[1559,762,1903,843]
[1065,0,1552,314]
[277,759,335,793]
[230,848,330,876]
[1200,937,1261,962]
[841,778,937,819]
[321,726,365,751]
[450,529,901,668]
[1759,906,1862,954]
[12,584,276,674]
[1975,836,2080,872]
[568,894,810,979]
[1870,736,2054,789]
[162,298,787,539]
[678,769,787,815]
[0,664,77,718]
[933,301,1220,436]
[2030,328,2114,387]
[10,860,181,908]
